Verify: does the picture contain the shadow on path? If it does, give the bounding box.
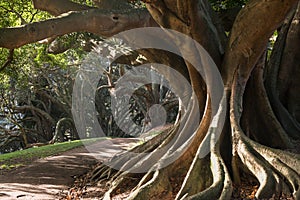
[0,138,140,200]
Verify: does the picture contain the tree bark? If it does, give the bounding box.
[1,0,300,199]
[32,0,94,16]
[0,8,154,49]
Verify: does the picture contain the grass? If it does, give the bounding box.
[0,137,108,170]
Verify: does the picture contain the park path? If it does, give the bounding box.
[0,138,140,200]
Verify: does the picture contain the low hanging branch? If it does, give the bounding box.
[0,8,156,49]
[12,105,55,125]
[32,0,95,16]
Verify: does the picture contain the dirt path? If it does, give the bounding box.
[0,138,140,200]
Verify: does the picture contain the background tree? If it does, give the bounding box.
[0,47,80,151]
[0,0,300,199]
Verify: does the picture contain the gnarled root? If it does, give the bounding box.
[231,68,300,199]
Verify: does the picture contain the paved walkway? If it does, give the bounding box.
[0,138,139,200]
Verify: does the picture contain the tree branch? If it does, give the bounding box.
[32,0,95,16]
[0,8,156,49]
[0,49,14,72]
[12,105,55,125]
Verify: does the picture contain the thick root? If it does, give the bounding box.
[127,169,173,200]
[176,144,232,200]
[231,68,300,199]
[247,137,300,199]
[233,132,300,199]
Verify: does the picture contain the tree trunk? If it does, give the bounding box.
[83,0,300,199]
[0,0,299,199]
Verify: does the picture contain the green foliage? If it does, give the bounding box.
[72,0,94,6]
[0,61,10,90]
[267,30,278,60]
[0,0,50,27]
[209,0,248,11]
[0,48,9,67]
[0,25,89,152]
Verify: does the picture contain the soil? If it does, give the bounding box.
[0,138,140,200]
